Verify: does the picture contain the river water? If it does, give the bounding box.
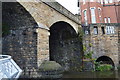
[63,71,120,79]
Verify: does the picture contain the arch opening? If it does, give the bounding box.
[96,56,115,68]
[49,21,82,72]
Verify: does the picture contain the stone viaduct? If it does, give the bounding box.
[2,0,120,78]
[2,0,82,77]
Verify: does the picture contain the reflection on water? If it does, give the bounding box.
[63,71,120,78]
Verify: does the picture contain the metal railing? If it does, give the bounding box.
[0,55,22,79]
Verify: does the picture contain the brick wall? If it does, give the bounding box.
[80,2,119,24]
[2,2,38,78]
[83,24,119,70]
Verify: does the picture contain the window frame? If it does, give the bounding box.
[101,27,105,34]
[108,17,111,23]
[83,0,86,4]
[104,17,107,23]
[109,0,113,3]
[93,26,98,35]
[83,9,88,25]
[101,0,103,4]
[106,26,115,34]
[90,7,96,23]
[104,0,109,4]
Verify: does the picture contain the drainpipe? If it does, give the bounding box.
[114,2,118,23]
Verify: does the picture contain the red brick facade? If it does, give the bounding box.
[79,1,120,25]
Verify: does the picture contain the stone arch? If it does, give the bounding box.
[17,1,80,33]
[96,56,115,67]
[49,20,79,33]
[2,2,38,77]
[49,21,82,72]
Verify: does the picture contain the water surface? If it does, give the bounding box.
[63,71,120,79]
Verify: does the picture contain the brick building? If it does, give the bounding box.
[79,0,120,25]
[78,0,120,70]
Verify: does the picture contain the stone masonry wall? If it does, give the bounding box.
[2,1,82,78]
[18,1,80,33]
[83,24,119,70]
[18,1,82,68]
[2,2,38,77]
[36,28,50,67]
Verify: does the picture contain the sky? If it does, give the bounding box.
[56,0,79,14]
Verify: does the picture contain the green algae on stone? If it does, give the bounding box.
[39,61,63,71]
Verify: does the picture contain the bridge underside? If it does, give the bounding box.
[49,21,82,72]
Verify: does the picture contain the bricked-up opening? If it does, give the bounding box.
[101,27,105,34]
[2,2,38,78]
[96,56,115,68]
[49,21,82,72]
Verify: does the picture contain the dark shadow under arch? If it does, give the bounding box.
[96,56,115,67]
[49,21,82,72]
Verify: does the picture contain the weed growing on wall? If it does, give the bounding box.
[2,23,10,36]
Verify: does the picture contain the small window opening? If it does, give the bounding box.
[94,26,98,35]
[101,27,105,34]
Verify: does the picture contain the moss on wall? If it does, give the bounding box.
[2,23,10,36]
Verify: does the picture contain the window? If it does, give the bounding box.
[91,8,96,23]
[101,0,103,4]
[91,0,94,2]
[104,0,108,4]
[109,0,113,3]
[106,26,115,34]
[106,26,110,34]
[85,30,89,34]
[108,17,111,23]
[101,27,105,34]
[98,0,101,3]
[111,26,115,34]
[94,26,98,35]
[98,8,102,23]
[100,17,102,23]
[83,10,87,25]
[98,8,101,15]
[104,17,107,23]
[83,0,86,4]
[98,8,101,17]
